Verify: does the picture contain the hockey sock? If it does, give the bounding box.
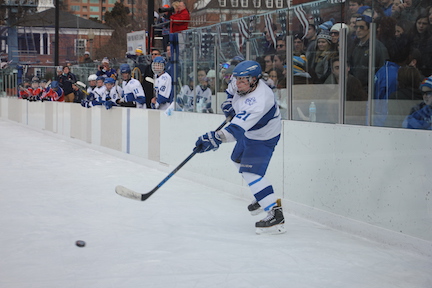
[242,172,277,211]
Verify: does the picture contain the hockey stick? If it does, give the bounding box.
[115,116,232,201]
[145,76,155,84]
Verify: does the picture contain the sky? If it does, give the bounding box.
[0,119,431,288]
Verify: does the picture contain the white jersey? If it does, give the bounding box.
[92,86,107,101]
[105,85,123,102]
[154,72,172,110]
[195,85,212,104]
[178,85,194,109]
[87,86,96,95]
[122,78,146,108]
[224,79,281,141]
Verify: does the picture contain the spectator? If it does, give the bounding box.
[56,65,77,103]
[376,16,397,52]
[170,1,190,33]
[330,23,349,45]
[348,13,360,40]
[411,14,432,77]
[263,54,274,74]
[373,35,411,126]
[310,31,335,84]
[348,15,389,91]
[272,53,286,71]
[293,33,306,56]
[392,0,426,23]
[305,24,319,67]
[82,51,93,64]
[403,76,432,129]
[395,19,412,37]
[324,57,367,101]
[268,68,284,88]
[293,55,312,85]
[348,0,365,15]
[389,65,423,101]
[276,36,286,53]
[377,0,393,17]
[262,23,278,55]
[96,58,117,80]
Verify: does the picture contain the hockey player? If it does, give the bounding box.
[28,78,43,101]
[195,77,213,113]
[103,77,123,109]
[120,63,146,109]
[81,76,106,108]
[151,56,172,110]
[42,81,64,102]
[194,60,285,235]
[87,74,97,95]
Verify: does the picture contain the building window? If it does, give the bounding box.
[276,0,283,8]
[108,0,116,3]
[266,0,273,8]
[75,39,86,56]
[102,7,106,12]
[89,6,99,12]
[71,5,80,11]
[82,6,87,12]
[90,0,99,3]
[219,0,226,7]
[253,0,260,7]
[231,0,238,7]
[82,0,87,2]
[241,0,248,7]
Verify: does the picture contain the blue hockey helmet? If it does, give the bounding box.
[96,76,105,82]
[51,81,60,89]
[233,60,262,79]
[120,63,131,74]
[153,56,166,64]
[104,77,115,85]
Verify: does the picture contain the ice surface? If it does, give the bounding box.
[0,120,431,288]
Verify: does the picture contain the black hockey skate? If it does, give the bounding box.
[255,205,286,235]
[248,200,263,215]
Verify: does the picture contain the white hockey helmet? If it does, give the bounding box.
[88,74,97,81]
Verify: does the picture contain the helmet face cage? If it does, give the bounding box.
[152,62,165,75]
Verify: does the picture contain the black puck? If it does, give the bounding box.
[75,240,86,247]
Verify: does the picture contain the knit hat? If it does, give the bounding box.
[318,18,335,31]
[420,76,432,92]
[293,55,307,75]
[317,31,332,43]
[330,23,349,32]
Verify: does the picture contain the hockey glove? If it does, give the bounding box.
[195,131,222,153]
[124,92,136,102]
[221,98,235,118]
[104,101,116,110]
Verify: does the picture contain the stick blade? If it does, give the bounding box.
[115,185,143,201]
